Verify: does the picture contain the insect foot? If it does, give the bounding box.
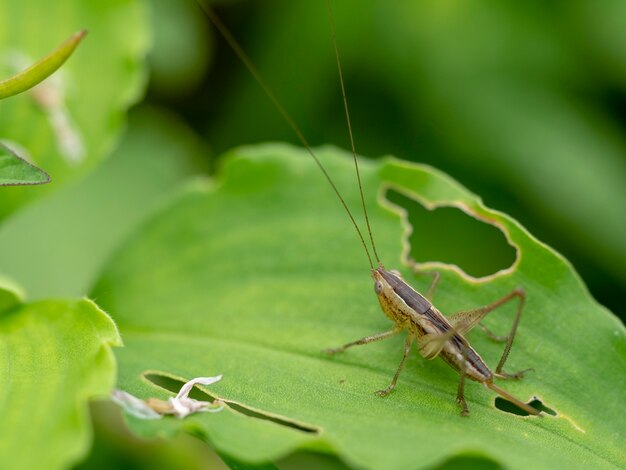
[456,397,470,417]
[322,347,342,356]
[375,387,394,398]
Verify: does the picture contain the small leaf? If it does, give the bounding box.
[92,144,625,469]
[0,294,121,470]
[0,30,86,100]
[0,141,50,186]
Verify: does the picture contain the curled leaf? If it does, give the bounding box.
[0,30,86,99]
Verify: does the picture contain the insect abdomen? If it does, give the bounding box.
[440,342,492,382]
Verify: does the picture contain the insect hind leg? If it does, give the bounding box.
[449,287,532,379]
[477,323,507,342]
[456,344,470,416]
[492,287,532,377]
[408,264,441,301]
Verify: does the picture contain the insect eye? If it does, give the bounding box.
[374,281,383,295]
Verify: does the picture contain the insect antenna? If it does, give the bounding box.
[325,0,381,267]
[197,1,375,269]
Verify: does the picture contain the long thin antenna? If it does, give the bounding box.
[197,1,374,269]
[325,0,381,266]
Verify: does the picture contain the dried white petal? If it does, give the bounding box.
[111,390,161,420]
[169,375,224,418]
[175,375,223,400]
[112,374,224,420]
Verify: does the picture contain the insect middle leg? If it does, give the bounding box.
[376,334,413,397]
[408,264,441,301]
[424,271,441,301]
[324,328,414,397]
[448,287,533,379]
[456,345,470,416]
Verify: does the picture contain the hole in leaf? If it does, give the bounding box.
[385,190,516,278]
[494,397,556,417]
[144,373,319,434]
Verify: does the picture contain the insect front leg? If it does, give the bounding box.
[448,287,533,379]
[323,327,400,355]
[376,334,413,397]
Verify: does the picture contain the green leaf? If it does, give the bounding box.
[0,292,121,470]
[92,144,625,469]
[0,141,50,186]
[0,0,149,218]
[0,106,209,300]
[0,30,86,99]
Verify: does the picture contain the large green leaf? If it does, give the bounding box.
[0,0,149,218]
[0,280,121,470]
[92,144,625,469]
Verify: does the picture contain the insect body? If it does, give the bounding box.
[201,0,540,417]
[325,266,539,416]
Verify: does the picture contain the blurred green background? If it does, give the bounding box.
[155,0,626,317]
[1,0,625,468]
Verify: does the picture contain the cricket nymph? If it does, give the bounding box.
[373,266,492,383]
[370,265,539,416]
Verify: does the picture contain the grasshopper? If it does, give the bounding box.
[200,0,540,417]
